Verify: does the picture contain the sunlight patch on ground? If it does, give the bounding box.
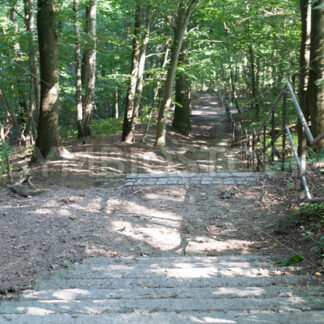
[143,192,184,203]
[21,307,54,315]
[33,209,54,215]
[110,220,182,251]
[122,201,182,221]
[186,238,255,255]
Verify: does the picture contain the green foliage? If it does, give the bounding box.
[276,203,324,259]
[308,149,324,164]
[92,118,123,135]
[0,140,12,178]
[0,0,302,144]
[277,254,303,266]
[298,203,324,255]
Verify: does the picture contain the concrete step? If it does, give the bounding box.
[81,255,270,265]
[125,172,261,186]
[1,255,323,323]
[126,172,259,179]
[20,286,324,301]
[49,265,283,280]
[34,275,316,291]
[1,311,324,324]
[1,296,324,315]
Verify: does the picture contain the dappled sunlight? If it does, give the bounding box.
[28,92,245,188]
[20,307,54,315]
[34,208,54,215]
[136,265,274,278]
[191,316,236,323]
[144,192,184,203]
[110,219,182,251]
[186,238,255,255]
[58,209,71,217]
[121,201,182,221]
[23,289,91,301]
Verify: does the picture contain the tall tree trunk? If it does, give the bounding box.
[124,5,152,143]
[142,43,171,144]
[24,0,39,145]
[298,0,312,155]
[0,87,22,139]
[114,87,119,118]
[172,39,191,135]
[229,59,241,114]
[248,44,259,118]
[307,0,324,149]
[35,0,59,158]
[81,0,97,137]
[122,0,142,142]
[73,0,83,138]
[155,0,200,147]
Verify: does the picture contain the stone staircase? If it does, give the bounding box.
[125,172,261,186]
[0,255,323,323]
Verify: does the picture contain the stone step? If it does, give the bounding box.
[81,255,270,265]
[1,296,323,315]
[1,254,322,323]
[49,266,283,280]
[20,286,324,301]
[126,172,258,179]
[1,311,324,324]
[34,275,316,291]
[125,172,261,186]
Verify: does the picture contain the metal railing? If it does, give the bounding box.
[223,82,324,203]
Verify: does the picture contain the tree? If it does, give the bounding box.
[307,0,324,149]
[81,0,97,137]
[297,0,311,155]
[129,4,152,142]
[172,38,191,135]
[24,0,40,145]
[155,0,201,147]
[35,0,59,158]
[122,0,142,143]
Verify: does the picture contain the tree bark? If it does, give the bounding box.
[35,0,59,158]
[155,0,200,147]
[114,88,119,118]
[248,44,259,118]
[0,87,22,140]
[24,0,39,145]
[124,5,152,143]
[122,0,142,143]
[172,39,191,135]
[307,0,324,149]
[73,0,83,138]
[229,60,241,114]
[81,0,97,137]
[298,0,312,155]
[142,43,171,144]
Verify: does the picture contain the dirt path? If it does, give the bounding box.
[24,92,242,189]
[0,93,322,302]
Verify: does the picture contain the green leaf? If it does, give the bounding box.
[277,254,303,266]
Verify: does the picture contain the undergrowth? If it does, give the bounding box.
[60,118,123,138]
[0,140,12,180]
[275,202,324,263]
[92,117,123,135]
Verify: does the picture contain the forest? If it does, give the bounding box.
[1,0,324,317]
[0,0,323,169]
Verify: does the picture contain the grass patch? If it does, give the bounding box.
[275,203,324,259]
[92,117,123,135]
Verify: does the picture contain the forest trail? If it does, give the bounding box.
[1,177,324,322]
[29,92,243,189]
[0,93,323,322]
